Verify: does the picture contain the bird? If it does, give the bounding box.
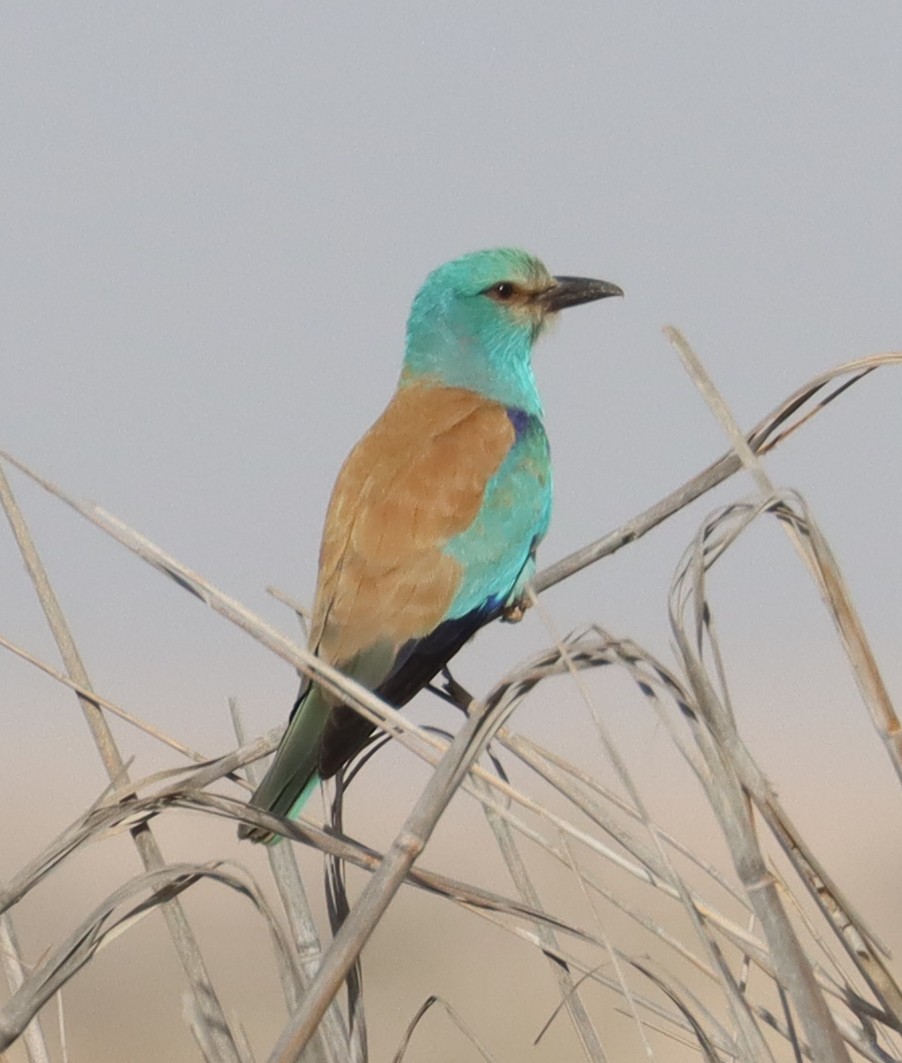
[239,248,622,842]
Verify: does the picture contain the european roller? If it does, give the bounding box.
[240,248,621,842]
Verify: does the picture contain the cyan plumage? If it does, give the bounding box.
[240,248,621,842]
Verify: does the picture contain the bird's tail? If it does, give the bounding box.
[238,686,330,844]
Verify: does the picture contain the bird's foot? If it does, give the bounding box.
[502,596,529,623]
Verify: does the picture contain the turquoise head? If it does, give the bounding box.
[401,248,622,414]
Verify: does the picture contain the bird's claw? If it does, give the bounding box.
[502,597,529,623]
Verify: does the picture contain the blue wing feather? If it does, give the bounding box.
[444,409,551,617]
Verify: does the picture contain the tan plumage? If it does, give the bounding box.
[313,382,515,670]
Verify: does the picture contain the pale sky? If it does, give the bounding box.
[2,4,901,1060]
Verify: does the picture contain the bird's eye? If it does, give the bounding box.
[486,282,516,302]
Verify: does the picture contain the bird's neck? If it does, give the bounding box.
[401,330,544,416]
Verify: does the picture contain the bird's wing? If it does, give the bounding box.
[310,385,552,778]
[310,383,517,669]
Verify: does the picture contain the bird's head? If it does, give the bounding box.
[401,248,622,413]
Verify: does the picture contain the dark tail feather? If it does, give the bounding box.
[240,601,503,841]
[317,601,499,778]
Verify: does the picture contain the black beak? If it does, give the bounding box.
[539,275,624,313]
